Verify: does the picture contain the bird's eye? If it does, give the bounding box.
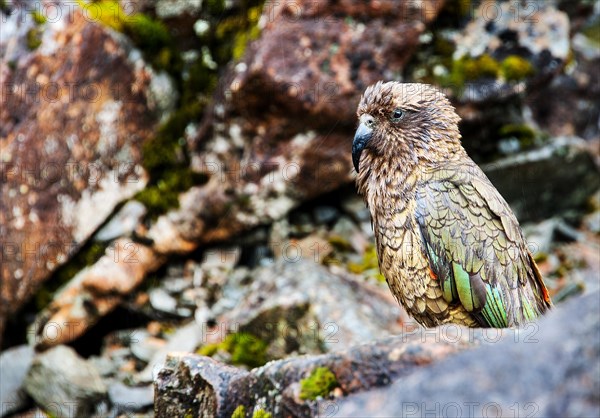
[390,109,404,122]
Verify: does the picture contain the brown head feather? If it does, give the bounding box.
[355,81,465,204]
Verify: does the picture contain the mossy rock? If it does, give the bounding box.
[500,55,535,81]
[231,405,246,418]
[77,0,127,31]
[32,10,47,25]
[78,1,179,72]
[26,28,42,50]
[79,0,266,219]
[299,367,339,400]
[123,13,170,52]
[498,123,537,147]
[197,332,269,368]
[445,53,500,88]
[0,0,9,14]
[582,18,600,46]
[252,410,272,418]
[445,0,474,17]
[35,242,107,310]
[214,4,263,61]
[348,245,385,282]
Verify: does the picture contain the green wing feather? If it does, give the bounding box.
[416,163,552,327]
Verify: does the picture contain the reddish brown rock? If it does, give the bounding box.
[228,0,444,126]
[145,0,446,250]
[0,4,169,343]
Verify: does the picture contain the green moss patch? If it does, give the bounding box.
[231,405,246,418]
[26,29,42,50]
[348,245,385,282]
[215,5,263,61]
[35,242,107,310]
[500,55,535,81]
[299,367,339,400]
[197,332,269,368]
[582,18,600,46]
[32,10,47,25]
[136,102,209,218]
[441,53,536,90]
[252,410,272,418]
[445,53,499,87]
[498,123,537,147]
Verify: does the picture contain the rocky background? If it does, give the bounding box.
[0,0,598,417]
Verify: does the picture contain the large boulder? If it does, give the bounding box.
[143,0,447,250]
[0,1,171,343]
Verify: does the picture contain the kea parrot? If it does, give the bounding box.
[352,81,552,328]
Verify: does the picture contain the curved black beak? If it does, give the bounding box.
[352,122,373,172]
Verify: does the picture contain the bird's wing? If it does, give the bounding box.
[415,163,552,327]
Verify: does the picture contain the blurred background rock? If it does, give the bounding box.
[0,0,598,417]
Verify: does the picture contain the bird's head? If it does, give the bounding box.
[352,81,461,172]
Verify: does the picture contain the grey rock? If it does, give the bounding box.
[155,355,248,418]
[130,331,166,364]
[23,345,107,418]
[108,382,153,412]
[162,277,192,294]
[455,1,569,66]
[341,196,371,223]
[211,260,404,356]
[155,0,203,19]
[313,206,339,225]
[483,137,600,222]
[154,329,476,418]
[88,355,119,378]
[0,345,34,417]
[336,291,600,417]
[149,288,178,315]
[135,321,204,384]
[583,211,600,234]
[94,201,147,242]
[331,216,368,254]
[522,218,558,257]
